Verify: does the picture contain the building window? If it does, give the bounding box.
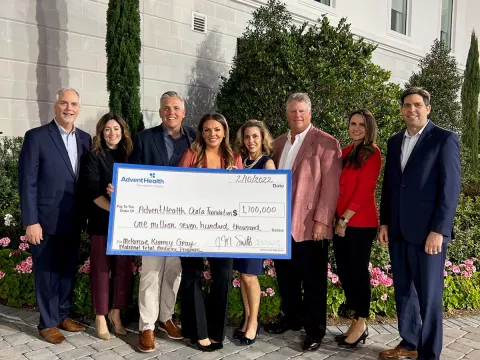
[440,0,453,49]
[391,0,407,35]
[314,0,331,5]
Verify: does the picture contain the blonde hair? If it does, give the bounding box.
[286,92,311,111]
[235,119,274,158]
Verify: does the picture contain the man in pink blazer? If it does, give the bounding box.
[264,93,342,351]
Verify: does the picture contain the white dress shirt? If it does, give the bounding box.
[400,121,429,172]
[279,124,312,170]
[54,118,78,174]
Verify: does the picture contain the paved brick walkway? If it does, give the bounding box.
[0,305,479,359]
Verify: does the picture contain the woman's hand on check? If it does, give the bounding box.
[106,183,115,196]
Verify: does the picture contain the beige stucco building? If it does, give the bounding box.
[0,0,479,136]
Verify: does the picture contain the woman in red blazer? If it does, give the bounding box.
[333,109,382,348]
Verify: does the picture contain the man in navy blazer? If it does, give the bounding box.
[130,91,195,352]
[18,88,92,344]
[379,87,461,360]
[107,92,196,351]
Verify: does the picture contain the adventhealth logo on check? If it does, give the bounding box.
[121,173,164,184]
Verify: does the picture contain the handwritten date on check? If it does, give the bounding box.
[106,164,292,259]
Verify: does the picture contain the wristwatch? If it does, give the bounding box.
[338,217,348,229]
[340,216,349,224]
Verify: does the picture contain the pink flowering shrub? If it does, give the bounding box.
[262,287,275,297]
[77,257,90,274]
[225,258,282,321]
[444,258,478,279]
[13,256,32,274]
[203,270,211,280]
[370,266,393,287]
[0,242,478,320]
[443,258,480,311]
[326,264,346,315]
[0,237,11,247]
[0,248,35,307]
[18,243,29,251]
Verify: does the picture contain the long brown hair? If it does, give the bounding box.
[235,119,274,158]
[345,109,377,169]
[191,113,235,168]
[92,113,133,162]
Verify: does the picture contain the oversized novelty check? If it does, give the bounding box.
[106,164,292,259]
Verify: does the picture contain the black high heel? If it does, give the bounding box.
[338,328,369,348]
[334,333,347,342]
[233,317,246,340]
[241,324,260,346]
[233,328,245,340]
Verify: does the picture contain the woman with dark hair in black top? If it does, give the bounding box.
[81,113,133,340]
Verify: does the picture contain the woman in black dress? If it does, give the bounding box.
[178,113,243,352]
[81,113,133,340]
[233,120,276,345]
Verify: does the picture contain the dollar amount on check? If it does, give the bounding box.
[106,164,292,259]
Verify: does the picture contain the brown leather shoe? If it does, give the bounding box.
[158,319,183,340]
[59,318,85,332]
[138,329,155,352]
[379,345,418,359]
[39,327,66,344]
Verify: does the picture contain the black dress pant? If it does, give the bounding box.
[274,239,329,341]
[180,257,233,342]
[333,226,377,319]
[31,232,80,330]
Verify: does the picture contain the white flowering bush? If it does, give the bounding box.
[0,137,23,247]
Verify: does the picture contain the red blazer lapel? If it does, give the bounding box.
[273,134,287,167]
[291,127,316,174]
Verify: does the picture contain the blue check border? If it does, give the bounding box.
[106,163,292,260]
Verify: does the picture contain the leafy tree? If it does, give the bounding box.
[106,0,144,138]
[461,31,480,178]
[216,0,403,153]
[405,39,462,131]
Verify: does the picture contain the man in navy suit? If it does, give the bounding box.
[18,88,92,344]
[116,91,195,352]
[378,87,461,360]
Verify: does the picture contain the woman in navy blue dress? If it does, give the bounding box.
[233,120,276,345]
